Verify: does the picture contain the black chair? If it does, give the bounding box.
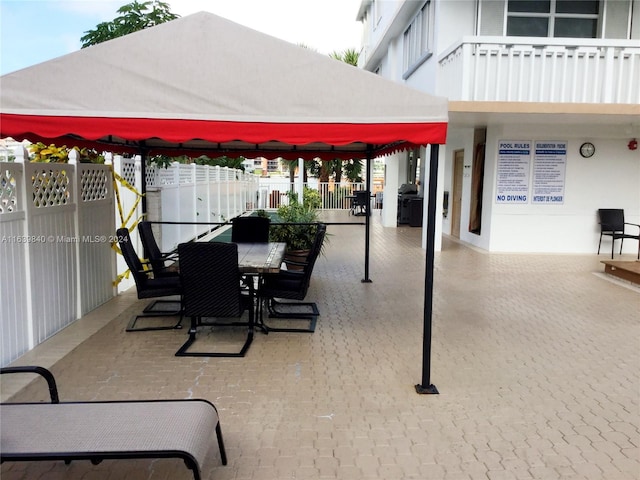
[138,221,179,277]
[597,209,640,259]
[176,242,255,357]
[375,191,383,211]
[231,216,271,243]
[117,228,183,332]
[350,190,369,216]
[259,224,326,333]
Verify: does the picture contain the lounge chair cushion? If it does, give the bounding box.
[1,399,223,476]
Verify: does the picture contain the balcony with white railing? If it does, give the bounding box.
[438,37,640,104]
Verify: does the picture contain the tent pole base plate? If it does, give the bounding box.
[415,384,439,395]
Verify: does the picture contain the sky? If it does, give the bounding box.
[0,0,363,75]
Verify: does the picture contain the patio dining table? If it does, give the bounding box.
[233,242,286,333]
[234,242,286,274]
[162,241,286,275]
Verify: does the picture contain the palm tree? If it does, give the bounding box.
[329,48,360,66]
[328,48,363,184]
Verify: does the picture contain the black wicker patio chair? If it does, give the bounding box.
[176,242,256,357]
[259,223,326,333]
[231,216,271,243]
[597,209,640,259]
[117,227,183,332]
[138,220,179,277]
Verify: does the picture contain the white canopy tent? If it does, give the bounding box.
[0,12,447,158]
[0,12,448,393]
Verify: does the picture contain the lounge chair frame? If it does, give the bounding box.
[0,366,227,480]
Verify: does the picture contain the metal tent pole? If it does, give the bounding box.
[139,145,148,216]
[363,146,373,283]
[416,144,439,395]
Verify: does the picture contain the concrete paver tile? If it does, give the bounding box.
[2,212,638,480]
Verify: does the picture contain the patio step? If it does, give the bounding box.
[600,260,640,286]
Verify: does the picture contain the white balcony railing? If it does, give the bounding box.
[438,36,640,104]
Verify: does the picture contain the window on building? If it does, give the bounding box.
[403,2,432,73]
[506,0,599,38]
[267,159,280,172]
[372,0,381,29]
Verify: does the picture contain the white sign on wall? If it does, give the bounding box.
[532,141,567,204]
[496,140,531,204]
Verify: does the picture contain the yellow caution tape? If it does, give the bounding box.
[109,165,148,287]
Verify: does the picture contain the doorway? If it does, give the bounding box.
[451,150,464,238]
[469,128,486,235]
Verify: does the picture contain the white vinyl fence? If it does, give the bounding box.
[1,152,259,366]
[145,162,259,252]
[1,148,116,366]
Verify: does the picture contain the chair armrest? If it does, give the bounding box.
[282,259,310,268]
[1,366,59,403]
[276,270,305,280]
[624,222,640,235]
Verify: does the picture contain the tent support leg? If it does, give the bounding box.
[140,144,148,216]
[416,144,439,395]
[362,146,373,283]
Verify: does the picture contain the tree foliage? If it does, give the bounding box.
[80,1,179,48]
[194,155,246,171]
[147,154,246,171]
[329,48,360,66]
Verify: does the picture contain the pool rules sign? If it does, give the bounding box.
[496,141,531,204]
[496,140,567,205]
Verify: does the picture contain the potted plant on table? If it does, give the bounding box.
[267,189,321,269]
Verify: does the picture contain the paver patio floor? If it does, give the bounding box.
[2,211,638,479]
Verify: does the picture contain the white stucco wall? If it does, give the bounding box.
[445,123,640,254]
[361,0,640,255]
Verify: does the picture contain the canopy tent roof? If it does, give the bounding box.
[1,11,447,392]
[0,11,447,160]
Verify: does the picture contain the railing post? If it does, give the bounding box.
[602,46,614,103]
[68,149,83,320]
[12,145,28,163]
[214,166,222,222]
[205,164,212,229]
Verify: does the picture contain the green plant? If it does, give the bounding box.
[75,147,105,164]
[329,48,360,66]
[147,155,174,169]
[29,143,70,163]
[269,192,319,252]
[28,143,105,164]
[303,186,322,209]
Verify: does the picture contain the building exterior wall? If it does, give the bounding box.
[357,0,640,254]
[444,124,640,254]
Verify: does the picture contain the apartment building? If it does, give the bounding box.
[357,0,639,254]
